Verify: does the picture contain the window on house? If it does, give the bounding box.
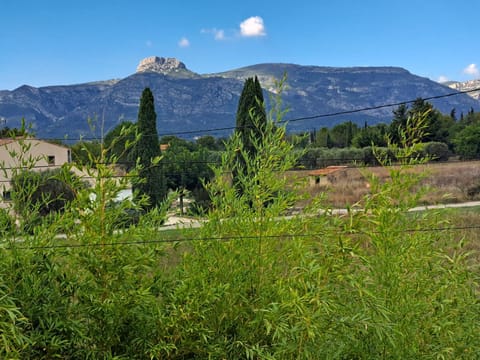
[47,155,55,166]
[2,191,11,201]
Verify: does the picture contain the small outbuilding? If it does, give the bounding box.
[308,165,348,187]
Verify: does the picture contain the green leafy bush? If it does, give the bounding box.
[0,208,14,236]
[10,167,83,234]
[422,141,450,161]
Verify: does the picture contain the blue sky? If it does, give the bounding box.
[1,0,479,90]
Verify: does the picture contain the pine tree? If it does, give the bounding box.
[389,103,408,144]
[133,87,166,208]
[408,98,438,142]
[233,76,267,196]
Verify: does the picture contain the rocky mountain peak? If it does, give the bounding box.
[136,56,187,74]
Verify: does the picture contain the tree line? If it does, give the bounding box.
[292,98,480,164]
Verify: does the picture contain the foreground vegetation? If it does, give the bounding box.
[0,97,479,359]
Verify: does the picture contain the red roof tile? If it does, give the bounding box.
[308,165,348,176]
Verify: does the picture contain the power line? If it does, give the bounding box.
[156,87,480,137]
[0,160,222,171]
[4,87,480,142]
[2,223,479,251]
[1,158,480,182]
[287,87,480,124]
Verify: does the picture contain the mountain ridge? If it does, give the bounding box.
[0,57,479,139]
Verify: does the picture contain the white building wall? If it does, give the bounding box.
[0,138,71,197]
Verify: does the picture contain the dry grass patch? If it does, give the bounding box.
[290,160,480,208]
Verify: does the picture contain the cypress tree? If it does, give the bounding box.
[233,76,267,196]
[133,87,166,208]
[235,76,267,156]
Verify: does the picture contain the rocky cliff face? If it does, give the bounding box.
[136,56,185,73]
[0,57,479,139]
[446,79,480,100]
[136,56,197,78]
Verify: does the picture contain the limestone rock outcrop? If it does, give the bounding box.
[447,79,480,100]
[136,56,187,74]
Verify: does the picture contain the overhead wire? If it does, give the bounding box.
[1,158,480,182]
[3,85,480,175]
[4,86,480,142]
[2,224,479,251]
[0,87,478,245]
[152,86,480,137]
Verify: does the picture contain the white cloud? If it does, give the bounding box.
[463,63,479,77]
[201,17,266,41]
[178,37,190,48]
[437,75,449,83]
[240,16,266,37]
[201,28,226,41]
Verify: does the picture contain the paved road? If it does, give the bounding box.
[161,201,480,231]
[160,215,205,231]
[408,201,480,212]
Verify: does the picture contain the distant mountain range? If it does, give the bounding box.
[0,56,479,140]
